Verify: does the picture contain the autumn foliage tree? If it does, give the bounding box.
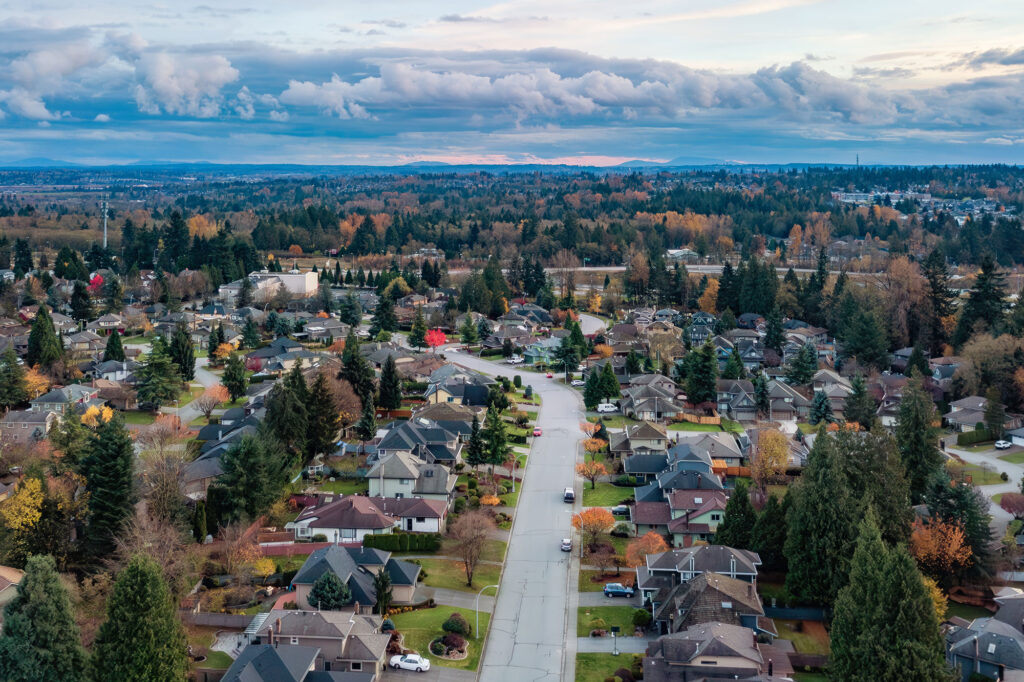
[909,517,973,582]
[573,507,615,550]
[582,438,608,456]
[1000,493,1024,520]
[425,328,446,352]
[580,422,600,437]
[576,460,608,489]
[626,531,670,568]
[751,429,789,493]
[193,385,229,420]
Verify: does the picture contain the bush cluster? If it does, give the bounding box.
[362,533,442,552]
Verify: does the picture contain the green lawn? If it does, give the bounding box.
[437,539,507,563]
[579,569,623,592]
[947,600,992,621]
[667,419,744,434]
[499,488,520,508]
[1002,451,1024,464]
[202,651,234,669]
[993,493,1005,504]
[587,416,642,429]
[576,606,637,637]
[415,559,502,592]
[391,606,491,671]
[576,653,633,682]
[582,482,633,508]
[948,461,1004,485]
[121,410,157,425]
[773,619,830,655]
[176,383,205,407]
[960,441,997,453]
[793,674,829,682]
[316,479,369,495]
[120,335,149,345]
[272,554,310,573]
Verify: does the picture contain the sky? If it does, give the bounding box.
[0,0,1023,166]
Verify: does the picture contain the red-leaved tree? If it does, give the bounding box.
[425,328,446,353]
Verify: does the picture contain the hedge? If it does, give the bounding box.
[480,348,505,357]
[957,427,993,447]
[363,532,442,553]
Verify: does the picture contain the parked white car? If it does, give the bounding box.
[995,440,1012,450]
[390,654,431,672]
[596,403,618,413]
[571,379,586,387]
[506,355,524,365]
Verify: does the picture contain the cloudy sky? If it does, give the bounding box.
[1,0,1023,165]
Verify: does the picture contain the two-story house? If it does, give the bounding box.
[30,384,101,415]
[365,451,456,503]
[610,420,670,459]
[636,544,762,610]
[290,545,420,611]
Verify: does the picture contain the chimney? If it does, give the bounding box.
[275,618,281,634]
[354,601,361,614]
[267,626,273,646]
[768,659,773,676]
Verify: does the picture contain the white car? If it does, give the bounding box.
[596,403,618,413]
[390,654,431,672]
[995,440,1012,450]
[506,355,524,365]
[561,537,572,552]
[571,379,586,387]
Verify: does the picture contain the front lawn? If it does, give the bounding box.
[499,487,520,507]
[947,461,1004,485]
[414,558,502,592]
[576,605,638,637]
[391,606,491,671]
[438,539,507,563]
[1002,451,1024,464]
[576,653,633,682]
[316,479,369,495]
[582,482,633,508]
[579,569,629,592]
[176,383,205,407]
[947,600,992,621]
[792,674,829,682]
[667,419,744,434]
[202,651,234,669]
[773,619,830,655]
[121,410,157,425]
[587,416,642,429]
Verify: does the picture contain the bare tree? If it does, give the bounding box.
[109,512,199,600]
[140,448,189,525]
[193,384,229,420]
[137,414,189,459]
[448,510,494,586]
[592,546,616,577]
[327,373,363,427]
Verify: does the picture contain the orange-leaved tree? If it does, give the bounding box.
[576,460,608,489]
[193,384,229,420]
[580,422,600,437]
[572,507,615,549]
[625,531,669,568]
[582,438,608,456]
[909,517,972,581]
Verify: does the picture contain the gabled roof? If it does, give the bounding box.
[365,451,419,480]
[222,644,320,682]
[292,496,395,531]
[292,545,361,585]
[646,545,761,576]
[649,621,761,667]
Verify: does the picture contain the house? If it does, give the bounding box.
[0,565,24,611]
[665,489,729,547]
[651,572,773,638]
[763,380,811,422]
[30,384,101,415]
[365,451,456,502]
[85,313,124,334]
[305,318,350,343]
[482,325,533,350]
[944,395,1019,433]
[0,410,57,444]
[620,382,685,421]
[716,379,757,422]
[375,418,464,464]
[643,622,769,682]
[287,495,448,541]
[736,313,765,330]
[396,354,448,383]
[64,330,105,355]
[291,545,420,611]
[93,379,137,411]
[245,610,389,677]
[946,617,1024,682]
[610,421,670,459]
[91,359,138,382]
[222,643,375,682]
[522,336,562,365]
[636,545,762,606]
[409,402,481,437]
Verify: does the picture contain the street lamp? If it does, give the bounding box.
[475,584,499,639]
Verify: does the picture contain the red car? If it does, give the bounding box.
[533,427,542,437]
[545,372,553,378]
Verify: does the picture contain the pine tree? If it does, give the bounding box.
[624,349,642,378]
[241,318,261,349]
[0,554,88,682]
[26,304,63,370]
[373,567,393,615]
[844,374,875,429]
[567,320,587,354]
[338,291,362,327]
[90,554,188,682]
[843,308,889,370]
[786,343,817,385]
[409,307,428,348]
[554,336,581,380]
[831,510,948,681]
[722,346,745,379]
[102,330,125,362]
[921,248,954,355]
[685,339,718,404]
[465,415,486,471]
[752,492,790,573]
[954,253,1007,346]
[600,361,620,400]
[265,383,307,453]
[0,345,29,410]
[713,479,756,549]
[906,343,929,378]
[765,306,785,353]
[222,354,248,402]
[342,331,376,407]
[309,572,351,610]
[378,355,403,411]
[458,314,478,345]
[49,409,90,469]
[895,373,942,504]
[368,297,397,336]
[192,500,207,543]
[236,276,254,308]
[831,428,912,546]
[70,280,93,321]
[211,432,290,522]
[135,339,181,409]
[169,322,195,382]
[985,386,1007,440]
[306,373,341,460]
[81,416,135,559]
[482,406,509,476]
[809,390,833,425]
[354,400,377,446]
[583,369,603,409]
[753,373,770,416]
[103,276,124,314]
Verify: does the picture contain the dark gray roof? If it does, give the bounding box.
[222,644,319,682]
[624,454,669,475]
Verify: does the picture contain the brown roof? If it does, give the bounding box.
[632,501,671,526]
[0,565,24,593]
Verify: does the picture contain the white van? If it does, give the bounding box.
[596,403,618,413]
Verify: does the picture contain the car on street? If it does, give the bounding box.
[611,505,630,516]
[390,654,431,672]
[545,372,554,378]
[561,537,572,552]
[996,440,1012,450]
[596,403,618,413]
[533,427,543,436]
[563,487,575,503]
[603,583,635,598]
[571,379,585,387]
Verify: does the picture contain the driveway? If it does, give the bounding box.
[947,445,1020,538]
[576,635,651,654]
[381,666,477,682]
[445,350,587,682]
[578,591,641,608]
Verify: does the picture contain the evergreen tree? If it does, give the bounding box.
[831,428,912,546]
[81,416,135,559]
[222,353,248,402]
[458,314,478,345]
[786,342,818,386]
[368,297,397,337]
[12,238,33,277]
[713,479,756,549]
[844,374,875,429]
[26,304,63,370]
[306,373,341,460]
[752,492,790,573]
[843,308,889,370]
[236,276,254,308]
[103,276,124,314]
[501,338,514,358]
[925,473,996,581]
[624,350,642,378]
[906,343,929,378]
[135,340,181,409]
[685,339,718,404]
[722,346,745,380]
[831,510,948,682]
[985,386,1007,440]
[784,432,856,606]
[921,248,955,355]
[809,390,834,425]
[583,369,603,409]
[409,307,428,348]
[372,567,393,615]
[90,554,188,682]
[342,331,376,407]
[192,500,207,543]
[241,318,261,349]
[554,336,581,380]
[482,406,509,475]
[0,345,29,409]
[283,362,309,404]
[309,572,351,610]
[567,320,587,354]
[70,280,92,321]
[0,554,87,682]
[477,317,493,341]
[102,330,125,362]
[765,306,785,353]
[354,400,377,446]
[954,253,1007,346]
[169,322,195,382]
[49,409,90,470]
[377,355,403,410]
[753,373,770,416]
[895,373,942,504]
[211,432,290,522]
[600,361,620,400]
[265,383,308,453]
[465,415,486,471]
[338,291,362,327]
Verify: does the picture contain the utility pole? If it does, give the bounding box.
[101,198,109,249]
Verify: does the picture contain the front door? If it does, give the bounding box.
[406,518,413,531]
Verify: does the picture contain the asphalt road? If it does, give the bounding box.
[445,350,587,682]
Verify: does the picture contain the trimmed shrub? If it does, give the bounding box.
[453,497,467,513]
[614,668,635,682]
[467,478,478,490]
[442,612,472,637]
[311,533,328,542]
[469,495,480,508]
[442,633,467,651]
[430,640,446,656]
[381,618,395,632]
[513,375,522,388]
[632,609,652,629]
[957,427,993,446]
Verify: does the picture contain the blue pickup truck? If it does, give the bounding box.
[603,583,635,598]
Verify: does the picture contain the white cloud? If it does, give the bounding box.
[133,52,239,117]
[94,113,111,122]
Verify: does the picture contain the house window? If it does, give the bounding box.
[351,662,362,671]
[297,527,311,537]
[400,479,410,485]
[711,514,721,522]
[341,528,355,539]
[416,517,425,523]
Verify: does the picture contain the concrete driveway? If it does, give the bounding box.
[578,591,641,608]
[445,350,587,682]
[947,445,1021,538]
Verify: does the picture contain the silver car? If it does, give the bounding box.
[561,538,572,552]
